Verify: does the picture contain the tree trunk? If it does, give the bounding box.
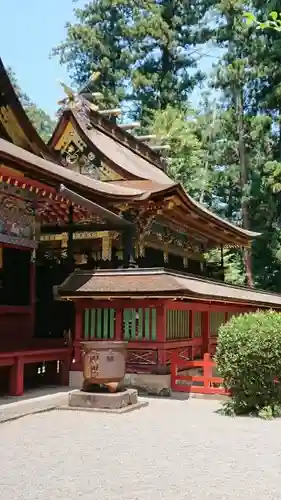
[236,87,253,287]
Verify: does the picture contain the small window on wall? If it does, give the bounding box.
[0,247,31,306]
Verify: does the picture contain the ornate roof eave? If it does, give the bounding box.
[49,109,138,182]
[114,181,261,243]
[0,57,58,162]
[49,103,167,174]
[49,107,173,185]
[0,138,153,204]
[172,184,261,241]
[137,181,260,242]
[49,105,260,244]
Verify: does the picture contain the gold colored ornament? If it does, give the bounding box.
[183,256,188,268]
[101,232,112,261]
[61,232,68,249]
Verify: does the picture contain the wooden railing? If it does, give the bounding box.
[171,352,228,396]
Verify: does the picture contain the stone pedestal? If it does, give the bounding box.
[65,388,148,414]
[69,388,137,409]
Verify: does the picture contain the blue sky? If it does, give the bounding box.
[1,0,220,119]
[1,0,74,118]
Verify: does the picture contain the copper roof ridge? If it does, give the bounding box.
[87,108,166,172]
[69,109,173,185]
[71,266,281,298]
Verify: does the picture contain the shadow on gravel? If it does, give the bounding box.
[140,392,228,403]
[0,386,70,406]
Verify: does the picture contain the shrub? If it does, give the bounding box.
[215,310,281,418]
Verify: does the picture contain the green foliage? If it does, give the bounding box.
[52,0,281,292]
[215,311,281,418]
[129,0,212,123]
[52,0,137,108]
[8,68,55,142]
[205,248,245,285]
[148,105,207,197]
[244,10,281,32]
[53,0,212,122]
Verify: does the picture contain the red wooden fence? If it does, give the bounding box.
[171,352,229,395]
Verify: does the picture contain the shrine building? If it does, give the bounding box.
[1,56,281,394]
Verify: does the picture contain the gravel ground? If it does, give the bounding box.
[1,397,281,500]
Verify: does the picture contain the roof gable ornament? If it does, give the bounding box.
[57,76,170,157]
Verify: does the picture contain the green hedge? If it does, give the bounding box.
[215,310,281,419]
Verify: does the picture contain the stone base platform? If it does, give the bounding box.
[62,389,148,414]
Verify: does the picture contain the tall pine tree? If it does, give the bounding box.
[52,0,137,109]
[130,0,213,123]
[209,0,281,290]
[53,0,214,119]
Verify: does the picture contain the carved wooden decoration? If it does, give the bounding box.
[0,106,30,149]
[54,120,123,181]
[0,186,35,240]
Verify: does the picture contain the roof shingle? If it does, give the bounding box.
[57,268,281,308]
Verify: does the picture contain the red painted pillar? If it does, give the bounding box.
[157,303,167,366]
[60,355,70,386]
[202,311,210,355]
[9,357,24,396]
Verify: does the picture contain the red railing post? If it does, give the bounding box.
[170,351,178,391]
[203,353,212,394]
[202,312,210,354]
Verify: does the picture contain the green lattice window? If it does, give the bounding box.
[209,311,226,337]
[84,308,115,340]
[123,308,157,341]
[193,312,202,338]
[166,309,190,340]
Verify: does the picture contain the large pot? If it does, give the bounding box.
[81,341,127,389]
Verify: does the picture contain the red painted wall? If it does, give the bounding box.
[0,309,33,346]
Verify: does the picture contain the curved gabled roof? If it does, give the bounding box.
[0,57,57,161]
[0,138,151,202]
[49,94,260,245]
[50,108,173,184]
[107,180,260,242]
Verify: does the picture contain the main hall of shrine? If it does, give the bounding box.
[0,56,280,396]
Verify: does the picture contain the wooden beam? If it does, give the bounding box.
[119,122,140,130]
[98,108,121,116]
[59,184,132,228]
[135,135,157,141]
[150,145,171,151]
[81,92,103,101]
[41,222,125,234]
